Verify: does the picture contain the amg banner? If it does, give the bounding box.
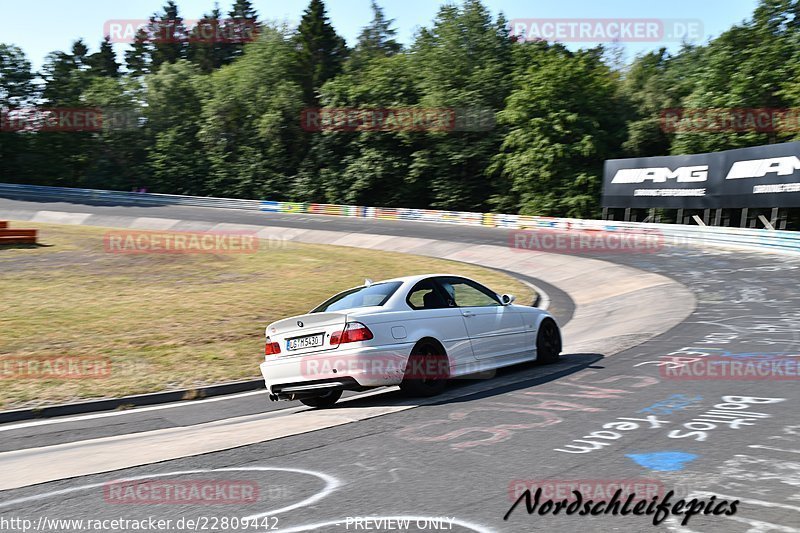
[602,141,800,209]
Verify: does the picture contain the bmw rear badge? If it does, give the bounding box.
[297,321,304,328]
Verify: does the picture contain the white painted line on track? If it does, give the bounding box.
[0,387,400,434]
[0,403,415,490]
[0,390,268,433]
[0,466,340,518]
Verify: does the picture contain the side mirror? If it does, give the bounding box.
[501,294,516,305]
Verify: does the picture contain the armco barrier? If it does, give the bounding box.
[1,182,799,254]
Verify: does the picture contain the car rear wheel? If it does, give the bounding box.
[299,389,342,409]
[400,341,449,397]
[536,319,561,364]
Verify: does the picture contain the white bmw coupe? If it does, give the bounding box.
[260,274,561,408]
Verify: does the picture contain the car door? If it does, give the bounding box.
[434,277,526,361]
[404,278,476,367]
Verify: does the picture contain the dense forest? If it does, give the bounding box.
[1,0,799,218]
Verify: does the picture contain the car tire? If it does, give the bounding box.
[299,389,342,409]
[536,319,562,364]
[400,341,449,397]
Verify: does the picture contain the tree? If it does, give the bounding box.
[295,53,421,205]
[81,76,147,190]
[0,44,36,183]
[144,60,209,195]
[293,0,348,106]
[620,48,685,157]
[200,26,305,199]
[671,0,799,153]
[32,40,99,187]
[40,40,93,105]
[125,28,152,76]
[294,2,410,204]
[149,1,188,70]
[0,44,35,108]
[408,0,514,211]
[187,6,228,73]
[88,36,120,77]
[491,45,625,218]
[347,1,401,71]
[224,0,259,62]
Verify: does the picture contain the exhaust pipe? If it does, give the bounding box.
[269,394,279,401]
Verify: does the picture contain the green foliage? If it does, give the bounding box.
[125,29,151,77]
[408,0,513,211]
[149,0,189,70]
[297,53,421,205]
[186,7,228,74]
[2,0,800,218]
[0,44,36,181]
[293,0,348,106]
[492,46,624,218]
[199,26,304,199]
[224,0,259,62]
[88,37,120,78]
[347,1,402,72]
[145,60,209,194]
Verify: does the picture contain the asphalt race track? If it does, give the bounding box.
[1,196,799,533]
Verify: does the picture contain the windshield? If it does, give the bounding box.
[311,282,402,313]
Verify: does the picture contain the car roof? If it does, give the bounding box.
[381,273,466,285]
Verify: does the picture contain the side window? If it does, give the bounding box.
[407,280,449,310]
[439,277,501,308]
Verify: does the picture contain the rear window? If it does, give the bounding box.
[312,282,402,313]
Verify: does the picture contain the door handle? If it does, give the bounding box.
[462,311,475,318]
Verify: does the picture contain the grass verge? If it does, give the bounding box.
[0,221,534,410]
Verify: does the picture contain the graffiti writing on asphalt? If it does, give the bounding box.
[661,425,800,532]
[668,397,786,441]
[554,416,671,454]
[639,394,703,416]
[626,452,698,472]
[394,372,657,450]
[554,396,786,453]
[634,314,800,370]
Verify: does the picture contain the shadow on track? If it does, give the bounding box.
[306,353,605,411]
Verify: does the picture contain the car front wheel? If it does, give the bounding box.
[536,319,562,364]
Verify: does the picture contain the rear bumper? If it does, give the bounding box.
[260,344,414,398]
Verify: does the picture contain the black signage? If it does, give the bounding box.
[602,141,800,209]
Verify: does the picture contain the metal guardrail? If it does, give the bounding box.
[1,182,799,254]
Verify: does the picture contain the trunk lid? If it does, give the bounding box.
[266,312,347,355]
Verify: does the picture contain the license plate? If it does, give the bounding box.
[286,333,325,351]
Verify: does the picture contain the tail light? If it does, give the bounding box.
[265,337,281,356]
[330,322,374,346]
